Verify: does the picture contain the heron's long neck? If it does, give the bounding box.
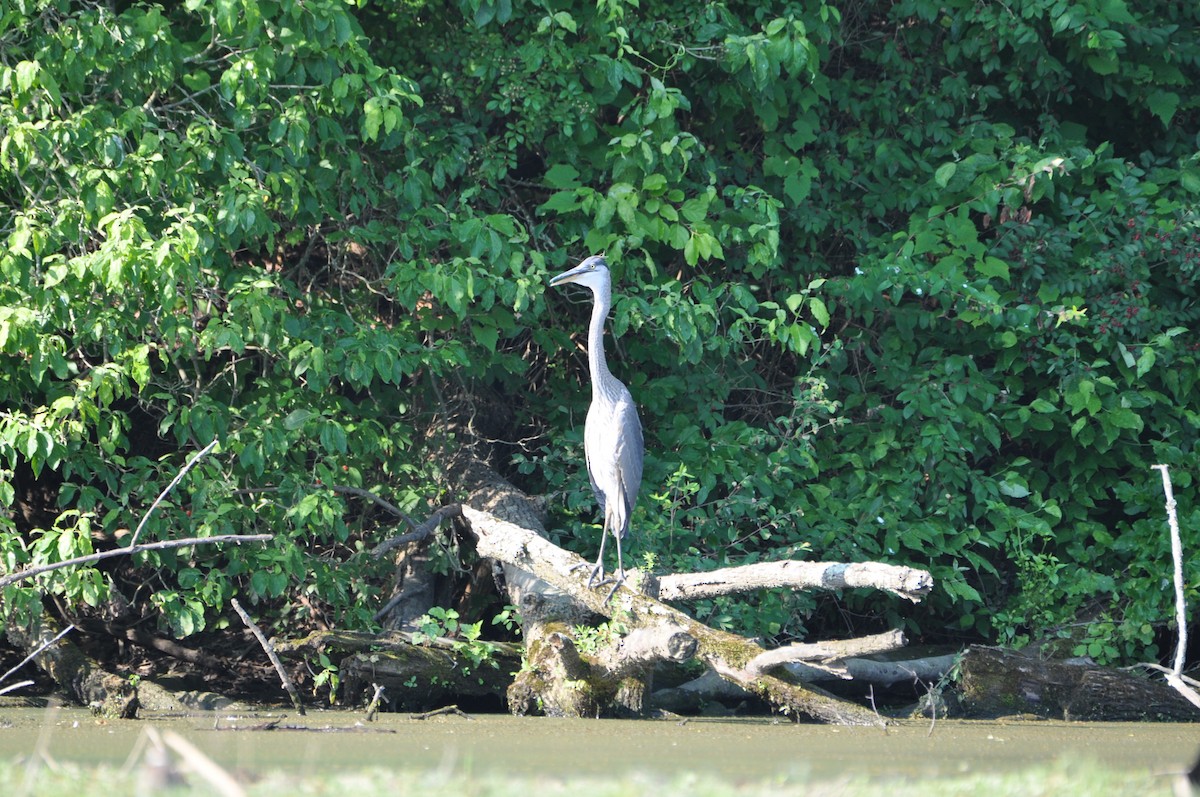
[587,282,617,399]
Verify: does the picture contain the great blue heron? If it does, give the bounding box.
[549,255,644,595]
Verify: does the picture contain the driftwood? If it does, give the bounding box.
[956,645,1199,721]
[231,598,305,715]
[652,562,932,603]
[652,649,956,714]
[461,504,929,725]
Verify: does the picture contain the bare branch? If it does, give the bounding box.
[231,598,305,716]
[0,623,75,686]
[1151,464,1189,675]
[0,680,34,697]
[653,560,933,603]
[0,534,272,591]
[1150,464,1200,712]
[129,439,219,548]
[371,503,461,559]
[320,484,416,527]
[745,629,908,676]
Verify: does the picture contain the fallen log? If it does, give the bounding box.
[461,504,913,725]
[786,651,957,686]
[956,645,1199,721]
[651,644,956,713]
[5,614,139,718]
[275,629,521,712]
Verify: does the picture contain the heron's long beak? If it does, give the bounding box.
[548,263,589,287]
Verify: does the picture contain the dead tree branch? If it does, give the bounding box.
[745,629,907,677]
[0,534,273,591]
[1148,464,1200,712]
[128,439,218,548]
[653,561,933,603]
[231,598,305,716]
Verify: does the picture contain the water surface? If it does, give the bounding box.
[1,706,1195,782]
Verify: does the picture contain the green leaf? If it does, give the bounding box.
[934,162,956,188]
[1147,91,1179,126]
[283,408,315,430]
[1086,54,1119,75]
[15,60,38,93]
[1180,168,1200,195]
[545,164,580,188]
[474,2,496,27]
[808,297,830,329]
[472,323,499,351]
[977,257,1009,281]
[1135,347,1156,378]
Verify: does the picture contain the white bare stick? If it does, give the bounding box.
[231,598,305,716]
[0,534,272,591]
[0,680,34,697]
[1150,464,1199,714]
[129,439,219,547]
[1165,672,1200,711]
[654,560,933,603]
[745,630,907,676]
[0,623,75,686]
[1152,464,1189,676]
[160,729,246,797]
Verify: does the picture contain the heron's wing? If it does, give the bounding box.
[583,406,605,515]
[583,384,644,535]
[609,388,644,537]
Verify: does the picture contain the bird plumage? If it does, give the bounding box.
[549,255,644,592]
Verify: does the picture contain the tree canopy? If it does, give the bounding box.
[2,0,1198,688]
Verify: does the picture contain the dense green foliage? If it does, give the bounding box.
[1,0,1198,672]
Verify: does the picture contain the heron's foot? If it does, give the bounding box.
[601,569,626,603]
[568,560,599,583]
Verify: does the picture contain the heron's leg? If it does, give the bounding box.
[613,531,625,583]
[599,532,626,603]
[588,527,609,588]
[569,520,609,587]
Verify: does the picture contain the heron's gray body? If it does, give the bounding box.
[550,255,644,587]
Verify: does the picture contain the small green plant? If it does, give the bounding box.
[310,651,340,705]
[411,606,461,646]
[571,619,629,655]
[491,604,522,635]
[411,606,499,670]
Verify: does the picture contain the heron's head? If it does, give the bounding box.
[549,255,609,292]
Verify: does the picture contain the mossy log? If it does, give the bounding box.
[956,645,1199,721]
[462,504,912,726]
[5,614,139,718]
[276,629,521,711]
